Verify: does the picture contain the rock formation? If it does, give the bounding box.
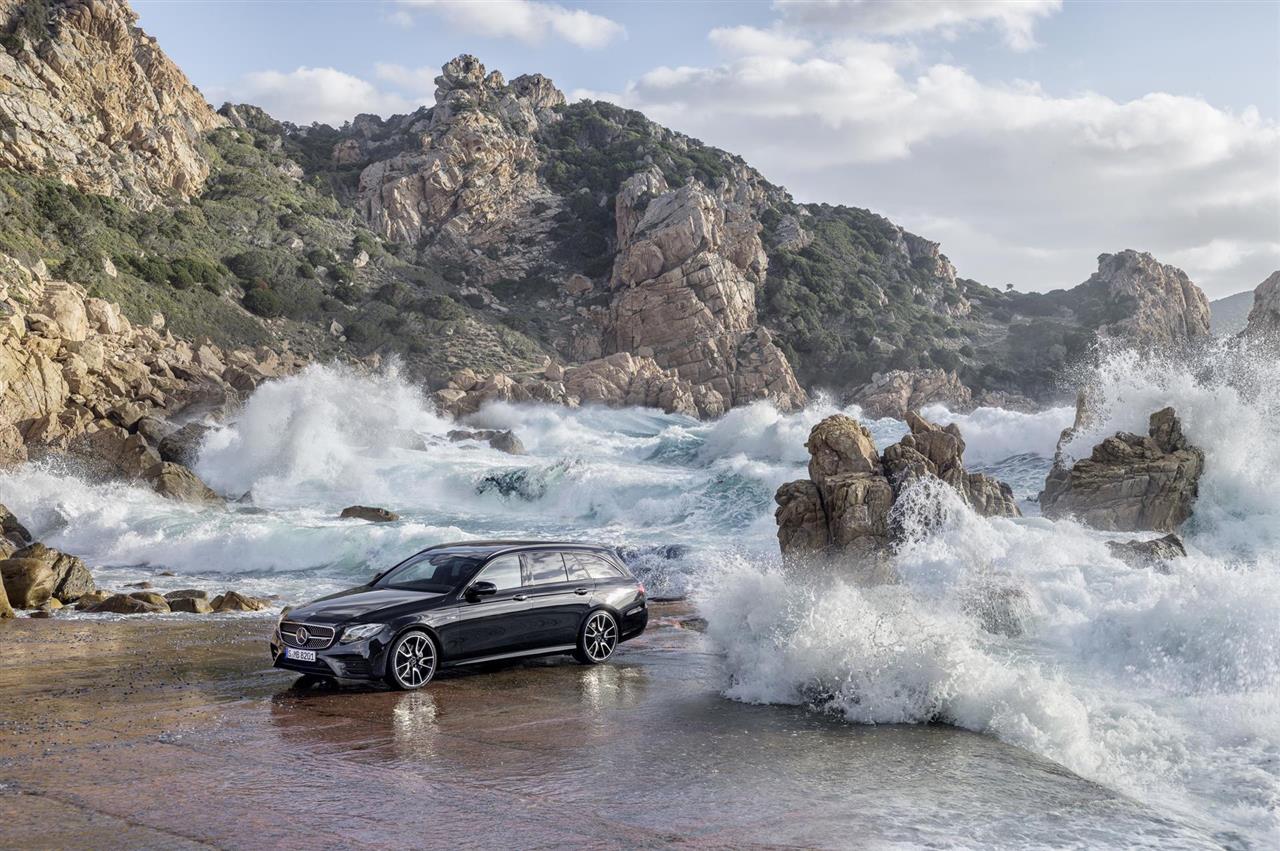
[355,55,564,285]
[848,369,974,420]
[605,168,806,413]
[775,412,1020,564]
[1106,533,1187,572]
[1241,270,1280,343]
[0,0,224,205]
[1088,251,1211,348]
[433,352,710,418]
[0,251,303,499]
[1040,407,1203,532]
[339,505,400,523]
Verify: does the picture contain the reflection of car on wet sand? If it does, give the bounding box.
[271,541,648,690]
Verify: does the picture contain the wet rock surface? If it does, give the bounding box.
[1106,533,1188,572]
[775,411,1020,565]
[339,505,400,523]
[1040,407,1203,532]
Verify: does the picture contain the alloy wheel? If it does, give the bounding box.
[392,632,436,689]
[583,612,618,662]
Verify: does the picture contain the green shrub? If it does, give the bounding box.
[243,287,284,318]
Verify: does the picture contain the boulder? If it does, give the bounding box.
[0,558,56,608]
[1040,407,1203,532]
[1106,534,1187,572]
[169,596,213,614]
[446,428,525,455]
[145,462,225,505]
[74,590,112,610]
[212,590,270,612]
[0,503,33,550]
[774,481,829,556]
[9,542,95,602]
[157,422,211,466]
[83,593,168,614]
[339,505,400,523]
[129,591,172,610]
[163,589,209,601]
[805,415,882,480]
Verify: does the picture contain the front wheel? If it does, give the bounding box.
[384,630,438,690]
[574,610,619,664]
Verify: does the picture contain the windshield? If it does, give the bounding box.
[377,551,483,593]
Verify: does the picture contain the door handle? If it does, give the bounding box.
[513,594,528,601]
[574,588,590,596]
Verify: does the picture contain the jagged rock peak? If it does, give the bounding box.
[0,0,224,205]
[1242,270,1280,342]
[432,54,565,124]
[1089,250,1211,348]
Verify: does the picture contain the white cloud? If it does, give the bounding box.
[397,0,625,49]
[602,46,1280,296]
[709,25,812,59]
[374,62,438,100]
[774,0,1062,51]
[219,67,416,125]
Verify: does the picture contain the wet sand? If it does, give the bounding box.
[0,605,1217,849]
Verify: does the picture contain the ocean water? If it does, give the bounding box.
[1,340,1276,846]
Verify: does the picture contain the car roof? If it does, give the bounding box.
[415,540,616,559]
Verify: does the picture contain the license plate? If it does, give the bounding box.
[284,647,316,662]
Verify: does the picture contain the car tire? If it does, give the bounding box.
[574,609,619,665]
[384,629,439,691]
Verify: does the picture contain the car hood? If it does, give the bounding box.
[286,585,449,625]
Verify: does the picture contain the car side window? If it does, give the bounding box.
[580,554,624,580]
[474,555,521,591]
[524,551,568,585]
[564,553,592,582]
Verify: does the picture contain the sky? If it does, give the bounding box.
[132,0,1280,299]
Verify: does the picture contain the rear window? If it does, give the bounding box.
[524,551,569,585]
[572,553,625,580]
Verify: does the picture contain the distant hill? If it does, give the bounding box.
[1209,290,1255,335]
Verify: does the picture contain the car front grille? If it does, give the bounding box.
[280,621,336,649]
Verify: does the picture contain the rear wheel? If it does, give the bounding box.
[574,610,618,664]
[384,630,438,690]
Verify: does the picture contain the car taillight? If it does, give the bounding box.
[636,581,645,595]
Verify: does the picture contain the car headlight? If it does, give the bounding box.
[340,623,386,644]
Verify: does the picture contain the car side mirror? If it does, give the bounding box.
[465,581,498,602]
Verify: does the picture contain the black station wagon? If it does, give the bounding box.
[271,541,648,689]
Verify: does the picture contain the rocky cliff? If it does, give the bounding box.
[0,12,1222,417]
[0,0,223,205]
[1242,270,1280,342]
[0,251,302,494]
[1085,251,1211,348]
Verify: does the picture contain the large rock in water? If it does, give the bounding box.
[340,505,400,523]
[1040,407,1203,532]
[145,462,224,505]
[774,412,1020,564]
